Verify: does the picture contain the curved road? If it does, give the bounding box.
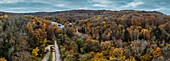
[42,38,61,61]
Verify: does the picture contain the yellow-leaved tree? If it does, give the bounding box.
[32,47,40,57]
[0,57,7,61]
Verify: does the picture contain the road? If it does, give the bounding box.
[54,37,61,61]
[42,38,61,61]
[42,45,55,61]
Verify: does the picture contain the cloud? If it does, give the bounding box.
[0,0,169,15]
[93,4,107,7]
[0,1,69,13]
[56,4,65,7]
[91,0,111,4]
[152,7,165,11]
[123,1,144,8]
[90,0,111,7]
[0,0,24,4]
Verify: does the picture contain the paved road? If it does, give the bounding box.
[42,45,54,61]
[54,38,61,61]
[42,38,61,61]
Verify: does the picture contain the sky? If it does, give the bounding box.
[0,0,170,15]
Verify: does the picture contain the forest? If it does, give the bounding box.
[0,10,170,61]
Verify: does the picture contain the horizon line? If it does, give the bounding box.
[0,9,168,15]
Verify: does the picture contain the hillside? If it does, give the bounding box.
[0,10,170,61]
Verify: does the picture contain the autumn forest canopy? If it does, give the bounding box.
[0,10,170,61]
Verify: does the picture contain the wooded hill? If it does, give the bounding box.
[0,10,169,61]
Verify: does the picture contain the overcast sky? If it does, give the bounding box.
[0,0,169,14]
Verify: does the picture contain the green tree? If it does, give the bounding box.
[76,38,83,53]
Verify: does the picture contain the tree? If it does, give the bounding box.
[47,25,54,40]
[76,38,83,53]
[0,57,7,61]
[32,47,39,57]
[124,29,129,42]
